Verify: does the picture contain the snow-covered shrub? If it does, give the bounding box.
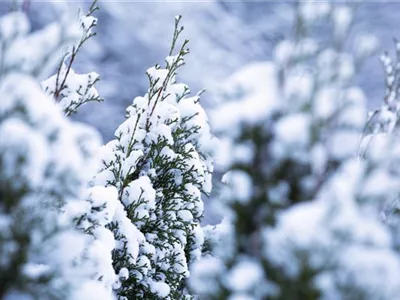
[0,9,113,300]
[190,2,400,299]
[94,16,214,299]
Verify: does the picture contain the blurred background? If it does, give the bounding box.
[2,0,396,139]
[1,0,400,223]
[0,1,394,137]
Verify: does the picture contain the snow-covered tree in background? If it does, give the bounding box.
[94,16,214,299]
[0,8,114,300]
[190,2,400,299]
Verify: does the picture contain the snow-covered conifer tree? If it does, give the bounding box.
[94,16,214,299]
[190,2,400,299]
[0,8,115,300]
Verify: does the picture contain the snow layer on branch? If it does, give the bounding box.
[41,12,102,116]
[1,12,80,80]
[42,64,101,116]
[265,176,400,299]
[0,11,30,47]
[211,62,279,137]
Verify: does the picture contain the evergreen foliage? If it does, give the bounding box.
[93,16,214,299]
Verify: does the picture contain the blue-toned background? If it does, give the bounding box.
[3,0,399,223]
[10,1,397,139]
